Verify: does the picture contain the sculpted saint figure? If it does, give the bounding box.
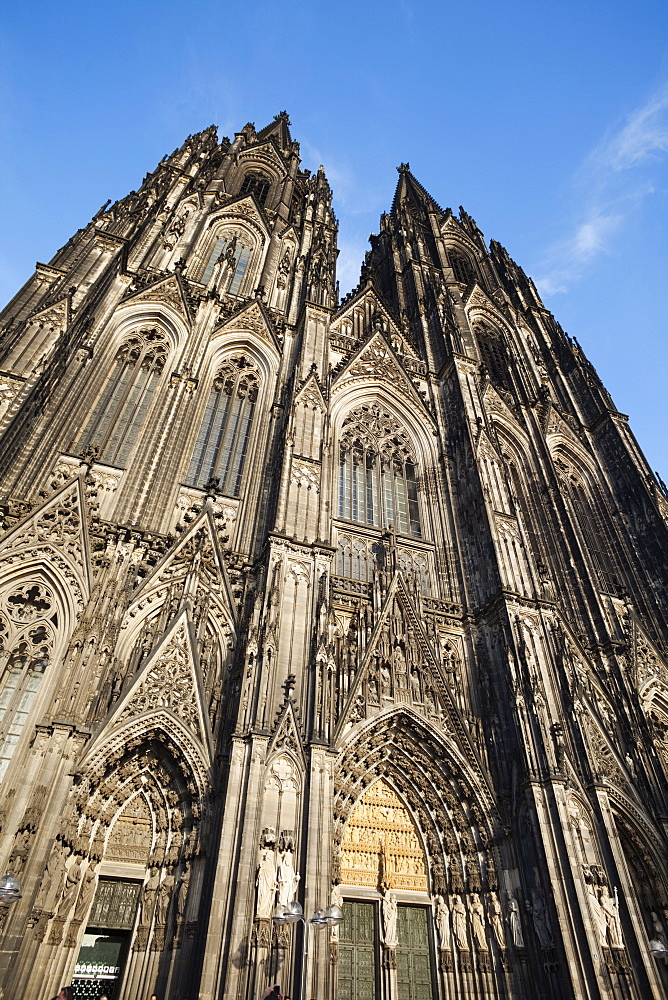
[141,868,160,926]
[600,886,623,949]
[587,882,607,946]
[434,895,450,949]
[382,890,398,947]
[529,890,553,948]
[469,893,488,950]
[451,894,469,950]
[277,848,299,908]
[488,891,505,949]
[256,847,276,919]
[506,891,524,948]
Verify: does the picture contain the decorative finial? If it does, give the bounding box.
[397,162,410,173]
[275,111,291,124]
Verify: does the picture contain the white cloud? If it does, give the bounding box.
[535,83,668,297]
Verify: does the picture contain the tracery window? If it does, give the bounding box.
[0,583,56,781]
[556,457,624,595]
[475,323,511,391]
[201,234,252,292]
[338,405,421,536]
[448,249,475,284]
[239,171,271,206]
[78,328,169,467]
[186,355,259,495]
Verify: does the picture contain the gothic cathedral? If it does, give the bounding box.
[0,114,666,1000]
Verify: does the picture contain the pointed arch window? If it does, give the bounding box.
[338,405,421,536]
[0,583,56,780]
[239,171,271,206]
[201,234,252,293]
[186,356,259,496]
[475,323,511,391]
[78,329,169,467]
[448,249,475,284]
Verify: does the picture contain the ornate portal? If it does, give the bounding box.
[340,779,428,890]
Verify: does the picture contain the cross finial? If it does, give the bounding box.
[283,673,296,700]
[397,162,410,173]
[275,110,291,124]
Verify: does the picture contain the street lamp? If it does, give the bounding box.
[650,938,668,966]
[272,902,343,998]
[0,873,21,906]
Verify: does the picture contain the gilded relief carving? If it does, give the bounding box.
[340,778,427,890]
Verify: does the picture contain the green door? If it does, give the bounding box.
[72,877,142,999]
[338,901,377,1000]
[396,905,434,1000]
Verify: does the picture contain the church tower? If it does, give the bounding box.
[0,117,666,1000]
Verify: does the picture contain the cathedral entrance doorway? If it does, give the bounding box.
[72,877,142,999]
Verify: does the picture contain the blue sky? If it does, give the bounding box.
[2,0,667,472]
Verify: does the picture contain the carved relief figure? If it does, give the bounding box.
[256,847,277,919]
[435,894,450,949]
[488,891,505,949]
[382,889,398,947]
[277,848,299,908]
[469,893,488,950]
[451,894,469,950]
[529,890,553,948]
[506,891,524,948]
[600,886,623,949]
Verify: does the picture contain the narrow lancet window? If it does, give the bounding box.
[186,356,259,496]
[337,405,421,536]
[78,328,169,467]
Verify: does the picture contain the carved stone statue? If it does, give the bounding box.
[587,882,607,946]
[529,890,553,948]
[488,891,505,949]
[651,910,667,946]
[600,886,622,949]
[434,894,450,949]
[157,871,175,925]
[382,889,398,947]
[451,894,468,950]
[57,857,82,917]
[256,847,276,919]
[73,863,97,922]
[176,864,191,923]
[277,848,299,908]
[468,893,488,950]
[331,884,343,942]
[141,868,160,926]
[506,891,524,948]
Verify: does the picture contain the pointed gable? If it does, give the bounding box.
[391,164,445,217]
[215,298,281,353]
[89,607,214,766]
[332,325,431,414]
[0,474,92,599]
[130,505,237,636]
[335,574,482,774]
[123,272,192,324]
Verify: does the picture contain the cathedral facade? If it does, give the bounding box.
[0,113,666,1000]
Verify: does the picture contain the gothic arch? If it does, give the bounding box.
[195,214,268,296]
[334,710,500,897]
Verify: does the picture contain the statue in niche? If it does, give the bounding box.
[256,847,277,919]
[157,870,175,925]
[57,856,82,917]
[368,669,379,704]
[73,863,97,922]
[382,889,398,947]
[331,884,343,942]
[410,667,421,702]
[651,911,667,946]
[277,848,299,908]
[451,895,468,950]
[600,886,623,948]
[488,891,505,949]
[176,864,190,921]
[141,868,160,926]
[506,890,524,948]
[35,838,66,909]
[587,882,607,946]
[435,895,450,949]
[392,644,407,689]
[380,661,391,697]
[468,893,488,950]
[528,890,553,948]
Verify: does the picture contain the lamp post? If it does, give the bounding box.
[649,937,668,966]
[273,901,344,999]
[0,873,21,906]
